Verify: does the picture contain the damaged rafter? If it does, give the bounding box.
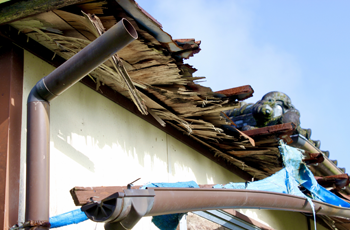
[215,85,254,101]
[242,122,296,137]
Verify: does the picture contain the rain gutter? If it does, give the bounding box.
[82,187,350,230]
[25,18,138,229]
[289,134,350,194]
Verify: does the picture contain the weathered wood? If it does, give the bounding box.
[243,122,296,137]
[227,150,272,157]
[215,85,254,101]
[0,0,86,25]
[83,12,148,115]
[254,140,280,147]
[75,1,107,14]
[70,185,141,206]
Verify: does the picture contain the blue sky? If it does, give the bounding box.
[136,0,350,172]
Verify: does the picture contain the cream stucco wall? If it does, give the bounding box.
[20,50,327,230]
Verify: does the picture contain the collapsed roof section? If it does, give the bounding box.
[1,0,264,177]
[1,0,350,229]
[0,0,348,197]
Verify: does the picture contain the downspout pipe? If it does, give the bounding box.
[26,18,138,228]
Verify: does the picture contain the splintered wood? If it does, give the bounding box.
[82,12,148,115]
[9,0,287,179]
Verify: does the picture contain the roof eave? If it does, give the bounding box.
[0,0,86,25]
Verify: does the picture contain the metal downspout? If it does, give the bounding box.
[25,18,138,228]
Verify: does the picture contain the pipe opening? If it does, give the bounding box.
[121,18,138,40]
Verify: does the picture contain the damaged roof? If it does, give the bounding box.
[1,0,349,228]
[0,0,348,188]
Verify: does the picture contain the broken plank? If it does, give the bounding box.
[227,150,272,157]
[242,122,296,137]
[70,185,141,206]
[215,85,254,101]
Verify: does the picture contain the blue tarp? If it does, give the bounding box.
[49,208,88,228]
[147,143,350,230]
[280,143,350,207]
[141,181,199,189]
[214,143,350,207]
[142,181,199,230]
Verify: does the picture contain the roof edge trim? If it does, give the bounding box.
[115,0,183,52]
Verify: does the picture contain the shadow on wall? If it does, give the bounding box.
[49,82,169,185]
[167,137,244,184]
[54,132,96,172]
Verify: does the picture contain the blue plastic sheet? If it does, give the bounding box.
[279,144,350,207]
[151,213,186,230]
[49,208,88,228]
[213,169,305,197]
[142,145,350,230]
[214,143,350,208]
[141,181,199,189]
[141,181,199,230]
[213,144,305,197]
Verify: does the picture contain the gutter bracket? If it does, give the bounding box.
[82,189,155,230]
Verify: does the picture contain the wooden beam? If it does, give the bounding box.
[70,186,141,206]
[0,0,86,25]
[242,122,296,137]
[215,85,254,101]
[227,150,272,157]
[0,40,23,229]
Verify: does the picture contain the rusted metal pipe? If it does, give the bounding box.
[26,18,137,228]
[81,188,350,229]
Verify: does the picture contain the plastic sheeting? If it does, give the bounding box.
[147,144,350,230]
[141,181,199,189]
[141,181,199,230]
[214,143,350,207]
[49,208,88,228]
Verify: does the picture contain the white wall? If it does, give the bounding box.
[20,51,326,230]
